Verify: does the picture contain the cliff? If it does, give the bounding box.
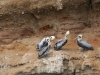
[0,0,100,75]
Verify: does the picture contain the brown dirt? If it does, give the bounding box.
[0,0,100,75]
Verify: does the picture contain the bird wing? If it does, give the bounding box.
[56,39,67,45]
[55,39,63,44]
[37,38,47,49]
[38,45,50,57]
[44,45,50,55]
[54,39,63,48]
[54,39,68,50]
[36,43,39,49]
[43,41,48,47]
[81,40,93,48]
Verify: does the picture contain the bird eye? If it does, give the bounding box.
[47,39,49,42]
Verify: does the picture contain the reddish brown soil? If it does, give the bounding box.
[0,0,100,75]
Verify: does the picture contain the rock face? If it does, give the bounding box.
[0,0,100,75]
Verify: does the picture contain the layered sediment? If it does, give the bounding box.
[0,0,100,75]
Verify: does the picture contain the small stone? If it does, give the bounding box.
[22,11,24,14]
[5,56,8,59]
[0,15,2,17]
[16,54,19,56]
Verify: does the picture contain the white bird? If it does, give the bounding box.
[36,36,55,51]
[77,34,94,52]
[38,37,51,58]
[54,31,70,50]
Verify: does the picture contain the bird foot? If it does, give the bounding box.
[55,48,62,51]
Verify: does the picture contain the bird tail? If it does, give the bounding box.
[36,45,41,51]
[38,54,41,59]
[54,45,60,51]
[36,48,40,51]
[54,45,57,50]
[91,47,94,50]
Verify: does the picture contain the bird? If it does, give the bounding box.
[54,31,70,50]
[36,36,55,51]
[38,37,51,58]
[77,34,94,52]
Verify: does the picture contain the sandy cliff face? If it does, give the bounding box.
[0,0,100,75]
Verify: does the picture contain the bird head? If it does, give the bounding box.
[50,36,55,40]
[46,37,50,43]
[65,30,70,38]
[78,34,82,40]
[66,30,70,36]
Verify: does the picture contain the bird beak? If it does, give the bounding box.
[73,37,77,42]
